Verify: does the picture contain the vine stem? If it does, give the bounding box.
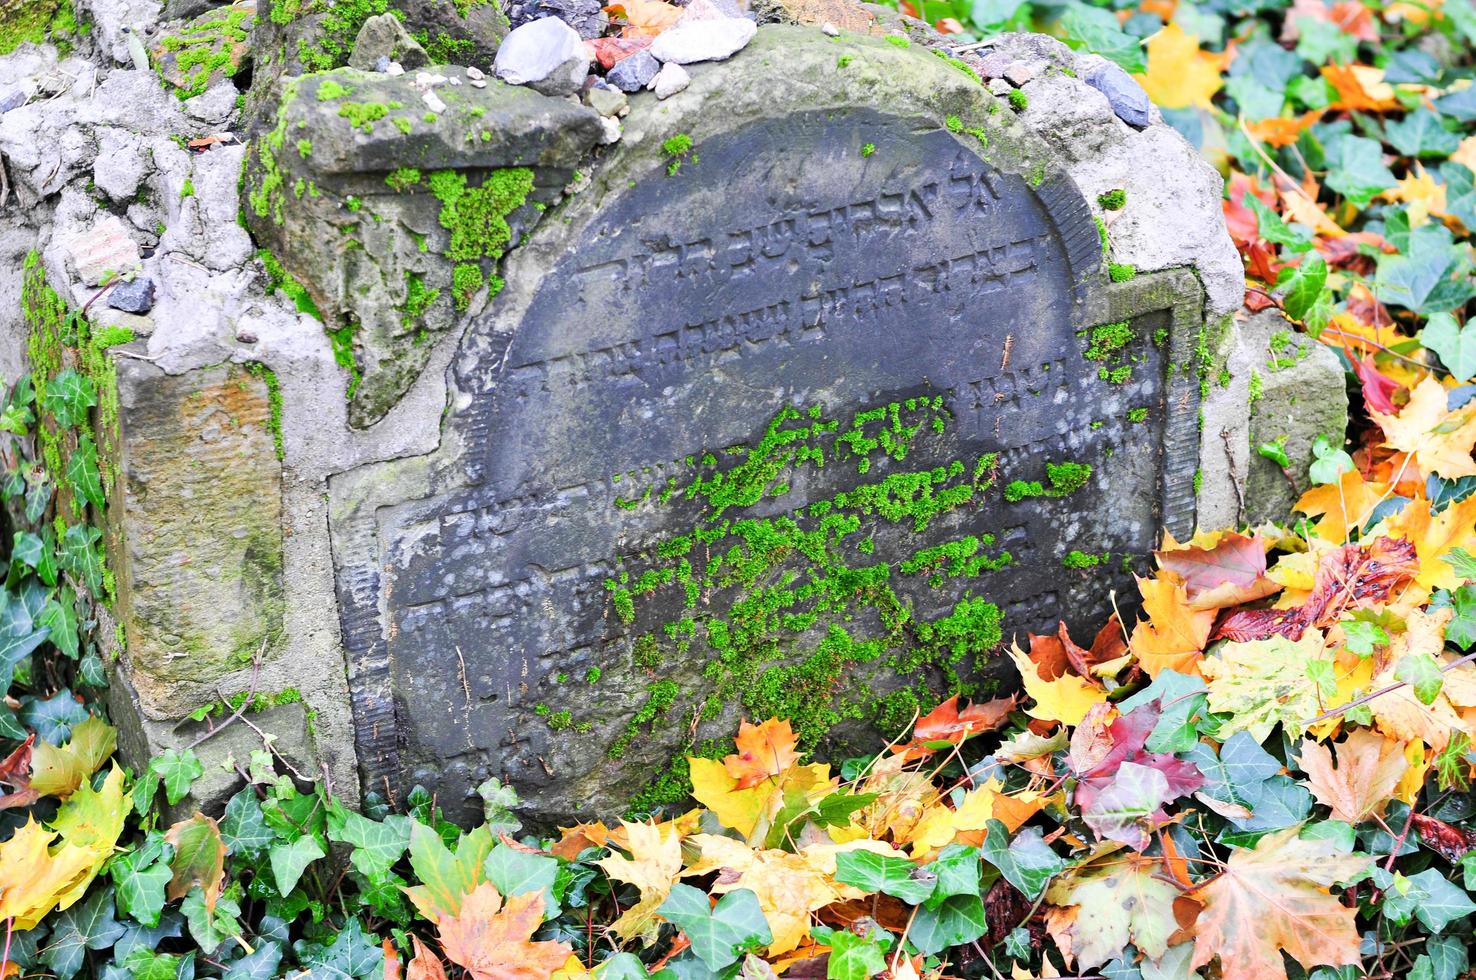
[1302,651,1476,726]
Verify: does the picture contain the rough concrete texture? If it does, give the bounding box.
[0,12,1262,815]
[1243,311,1350,523]
[109,361,285,715]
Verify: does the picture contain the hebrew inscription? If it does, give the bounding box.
[332,109,1198,822]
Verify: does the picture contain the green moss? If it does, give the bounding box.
[326,323,362,398]
[1249,369,1264,407]
[931,49,981,83]
[1008,89,1028,111]
[429,168,533,262]
[1108,263,1136,282]
[0,0,75,56]
[401,273,440,327]
[1063,550,1105,570]
[1093,215,1109,252]
[884,34,909,47]
[945,115,963,133]
[1003,461,1092,501]
[296,139,313,158]
[244,362,285,461]
[452,263,484,311]
[662,134,695,176]
[338,101,389,133]
[585,667,602,684]
[393,117,414,134]
[284,0,390,72]
[1028,162,1045,187]
[257,249,322,320]
[248,79,301,227]
[1193,468,1204,495]
[317,79,350,101]
[861,143,876,157]
[156,4,253,99]
[90,325,135,350]
[1097,188,1126,210]
[1126,407,1149,424]
[180,178,195,199]
[837,53,854,68]
[1083,320,1132,361]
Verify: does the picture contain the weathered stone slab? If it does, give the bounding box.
[110,360,285,716]
[329,28,1206,824]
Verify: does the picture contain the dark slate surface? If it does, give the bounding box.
[335,109,1199,823]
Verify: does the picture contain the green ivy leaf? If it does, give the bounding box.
[122,947,191,980]
[150,748,204,806]
[39,585,80,660]
[907,893,986,956]
[221,941,284,980]
[1385,107,1461,158]
[1376,223,1476,314]
[1276,254,1328,322]
[981,821,1063,900]
[657,884,772,971]
[922,844,986,908]
[327,801,410,879]
[1395,650,1444,704]
[45,369,98,429]
[1324,134,1397,207]
[1422,312,1476,382]
[43,884,127,980]
[834,848,937,905]
[66,434,105,509]
[293,917,381,978]
[1444,547,1476,581]
[220,790,275,857]
[1057,4,1145,73]
[812,926,891,980]
[181,886,242,956]
[111,835,173,927]
[58,523,105,593]
[269,835,326,897]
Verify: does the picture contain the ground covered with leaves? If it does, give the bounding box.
[10,0,1476,977]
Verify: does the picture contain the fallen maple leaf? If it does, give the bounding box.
[435,883,572,980]
[725,718,803,789]
[28,716,116,799]
[1201,631,1335,741]
[895,694,1017,760]
[1009,643,1107,725]
[596,820,683,940]
[0,735,36,810]
[1294,468,1392,543]
[1135,23,1224,109]
[1369,607,1470,751]
[1370,376,1476,480]
[1128,576,1215,677]
[1381,491,1476,600]
[406,936,449,980]
[1155,533,1281,610]
[1352,355,1404,416]
[0,819,96,930]
[1189,827,1368,980]
[1299,729,1407,823]
[1410,813,1476,861]
[1045,852,1184,969]
[1323,63,1401,110]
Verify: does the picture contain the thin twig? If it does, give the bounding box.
[184,646,265,750]
[1303,651,1476,725]
[1221,428,1246,526]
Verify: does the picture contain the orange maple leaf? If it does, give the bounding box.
[1299,730,1407,824]
[1322,63,1401,110]
[406,936,449,980]
[724,718,802,789]
[1128,576,1215,677]
[602,0,682,37]
[1294,468,1392,544]
[1245,109,1326,147]
[435,884,572,980]
[1370,376,1476,481]
[1154,533,1281,610]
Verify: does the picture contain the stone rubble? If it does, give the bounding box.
[348,12,429,71]
[66,216,142,286]
[493,17,591,96]
[649,16,758,64]
[607,49,660,91]
[1082,57,1152,128]
[107,276,156,314]
[651,60,691,98]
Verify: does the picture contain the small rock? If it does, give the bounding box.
[448,75,462,85]
[416,71,449,87]
[679,0,729,20]
[650,17,756,64]
[387,62,405,76]
[598,116,621,144]
[423,89,447,113]
[608,50,660,92]
[374,55,392,72]
[651,61,690,99]
[107,277,156,315]
[1084,61,1151,128]
[977,52,1010,78]
[467,65,486,80]
[494,17,591,97]
[66,216,142,287]
[821,21,839,36]
[236,328,258,344]
[349,13,430,71]
[987,78,1011,96]
[0,89,26,114]
[469,77,487,88]
[1003,61,1039,86]
[585,84,628,117]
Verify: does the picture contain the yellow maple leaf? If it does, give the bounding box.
[683,834,887,954]
[1370,376,1476,481]
[1453,135,1476,172]
[1127,576,1215,678]
[595,820,682,941]
[901,779,1003,857]
[1201,632,1335,742]
[1369,608,1470,752]
[688,757,833,842]
[1381,163,1447,228]
[1135,23,1224,109]
[0,819,96,930]
[1045,852,1184,970]
[1294,469,1392,545]
[1379,491,1476,601]
[1010,643,1107,725]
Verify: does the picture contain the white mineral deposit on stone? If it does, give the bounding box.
[649,17,757,64]
[651,61,691,99]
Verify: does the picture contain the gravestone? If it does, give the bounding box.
[328,27,1211,823]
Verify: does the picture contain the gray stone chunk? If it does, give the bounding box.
[1084,60,1151,128]
[288,69,603,176]
[650,17,758,64]
[494,17,591,96]
[1243,312,1349,523]
[608,50,660,91]
[507,0,608,39]
[66,215,141,286]
[0,89,25,114]
[107,276,156,314]
[349,13,431,71]
[586,84,628,117]
[93,128,150,201]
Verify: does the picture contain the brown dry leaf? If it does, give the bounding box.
[1298,730,1407,823]
[0,734,37,811]
[894,694,1018,759]
[406,936,450,980]
[1189,827,1368,980]
[725,718,803,789]
[603,0,682,36]
[435,883,572,980]
[550,820,610,861]
[163,814,226,913]
[1274,173,1346,238]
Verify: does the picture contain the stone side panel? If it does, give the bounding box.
[110,360,286,716]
